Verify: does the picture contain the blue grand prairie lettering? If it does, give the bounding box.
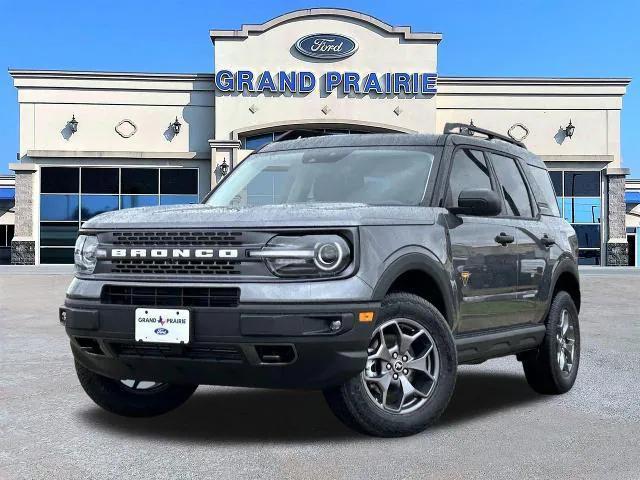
[214,70,437,95]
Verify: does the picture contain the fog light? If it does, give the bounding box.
[60,309,67,324]
[330,320,342,331]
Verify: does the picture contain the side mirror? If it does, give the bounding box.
[449,189,502,216]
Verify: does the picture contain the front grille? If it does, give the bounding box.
[111,231,243,247]
[94,229,274,277]
[110,342,243,362]
[110,259,242,275]
[101,285,240,307]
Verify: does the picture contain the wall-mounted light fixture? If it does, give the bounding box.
[67,115,78,133]
[220,159,229,176]
[564,119,575,139]
[170,117,182,135]
[461,119,475,136]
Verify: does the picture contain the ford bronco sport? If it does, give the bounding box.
[62,123,581,437]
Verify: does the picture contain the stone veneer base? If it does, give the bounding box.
[606,241,628,267]
[11,240,35,265]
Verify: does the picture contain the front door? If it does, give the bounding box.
[444,147,520,333]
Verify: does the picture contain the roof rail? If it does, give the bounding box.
[443,122,527,150]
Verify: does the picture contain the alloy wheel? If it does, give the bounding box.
[362,318,439,414]
[556,309,576,375]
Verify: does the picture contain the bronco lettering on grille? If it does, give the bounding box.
[109,248,240,259]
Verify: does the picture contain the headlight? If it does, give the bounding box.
[251,234,351,277]
[74,235,99,274]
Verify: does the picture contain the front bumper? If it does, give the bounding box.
[63,298,380,389]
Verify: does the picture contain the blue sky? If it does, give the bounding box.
[0,0,638,175]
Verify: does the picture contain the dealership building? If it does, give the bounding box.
[5,8,632,266]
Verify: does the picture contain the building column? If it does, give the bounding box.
[208,139,241,187]
[9,163,37,265]
[605,167,629,266]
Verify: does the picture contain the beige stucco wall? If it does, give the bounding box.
[12,71,215,158]
[436,78,627,167]
[212,15,439,140]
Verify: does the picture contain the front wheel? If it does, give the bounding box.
[323,292,457,437]
[521,291,581,394]
[75,361,198,417]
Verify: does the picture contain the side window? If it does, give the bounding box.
[527,165,561,216]
[446,149,492,208]
[490,154,534,218]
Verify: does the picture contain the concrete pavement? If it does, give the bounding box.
[0,272,638,479]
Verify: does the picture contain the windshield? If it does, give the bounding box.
[205,146,438,207]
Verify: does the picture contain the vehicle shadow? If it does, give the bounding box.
[77,369,545,444]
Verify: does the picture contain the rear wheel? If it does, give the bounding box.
[75,361,197,417]
[521,291,580,394]
[324,292,457,437]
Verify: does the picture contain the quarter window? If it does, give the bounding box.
[446,149,492,209]
[527,165,560,217]
[490,154,533,218]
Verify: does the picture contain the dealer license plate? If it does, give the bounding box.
[135,308,190,344]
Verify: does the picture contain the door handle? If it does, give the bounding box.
[541,235,556,247]
[495,232,515,246]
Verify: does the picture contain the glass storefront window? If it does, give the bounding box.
[41,167,79,193]
[563,197,601,223]
[240,129,372,150]
[160,169,198,194]
[160,195,199,205]
[551,169,603,264]
[40,247,75,264]
[121,195,159,209]
[572,224,601,249]
[82,168,118,194]
[39,166,200,263]
[121,169,158,194]
[578,249,601,265]
[0,225,11,265]
[243,133,274,150]
[40,223,79,246]
[40,194,80,221]
[80,195,119,220]
[563,171,600,196]
[549,171,562,196]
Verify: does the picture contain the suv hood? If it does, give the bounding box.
[82,203,436,230]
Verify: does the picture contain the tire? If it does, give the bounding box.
[522,291,580,395]
[75,361,198,417]
[323,292,457,437]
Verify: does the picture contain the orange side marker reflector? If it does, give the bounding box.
[359,311,375,323]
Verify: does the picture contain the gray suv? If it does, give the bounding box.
[62,124,581,437]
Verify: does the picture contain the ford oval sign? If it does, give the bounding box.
[295,34,358,60]
[154,328,169,336]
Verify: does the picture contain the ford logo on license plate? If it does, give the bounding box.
[295,33,358,60]
[154,328,169,335]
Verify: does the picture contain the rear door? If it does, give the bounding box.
[488,152,551,325]
[444,147,519,334]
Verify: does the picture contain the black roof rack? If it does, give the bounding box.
[443,122,527,150]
